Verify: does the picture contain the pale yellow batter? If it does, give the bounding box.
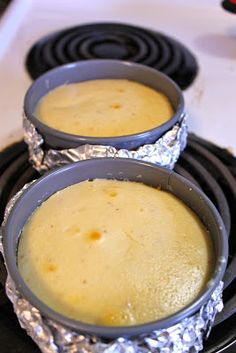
[35,79,174,137]
[18,179,212,326]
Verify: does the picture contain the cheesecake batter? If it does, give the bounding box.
[35,79,174,137]
[18,179,212,326]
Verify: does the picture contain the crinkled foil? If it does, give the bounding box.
[23,114,188,172]
[4,277,224,353]
[0,184,224,353]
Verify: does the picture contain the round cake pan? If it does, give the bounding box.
[2,158,228,339]
[24,59,184,150]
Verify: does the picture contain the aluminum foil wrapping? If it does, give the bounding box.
[23,114,188,172]
[0,184,224,353]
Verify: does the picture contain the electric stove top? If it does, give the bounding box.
[0,1,235,352]
[1,0,235,151]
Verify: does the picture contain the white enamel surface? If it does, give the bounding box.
[0,0,235,151]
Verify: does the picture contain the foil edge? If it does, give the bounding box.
[23,114,188,173]
[4,273,224,353]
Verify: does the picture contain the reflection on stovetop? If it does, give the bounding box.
[0,134,235,353]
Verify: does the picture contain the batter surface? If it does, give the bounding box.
[18,179,212,326]
[35,79,174,137]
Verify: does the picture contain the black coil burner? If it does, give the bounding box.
[0,134,236,352]
[25,23,198,90]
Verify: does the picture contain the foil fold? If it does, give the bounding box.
[0,185,224,353]
[3,274,224,353]
[23,114,188,172]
